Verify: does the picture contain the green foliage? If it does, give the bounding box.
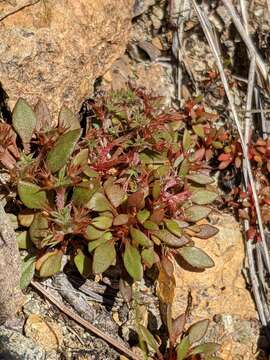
[12,98,37,151]
[137,303,220,360]
[3,89,221,286]
[46,129,81,173]
[20,254,36,289]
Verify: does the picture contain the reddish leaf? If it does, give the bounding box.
[127,190,144,209]
[189,224,219,239]
[218,159,232,170]
[218,153,232,162]
[247,227,256,240]
[171,313,186,345]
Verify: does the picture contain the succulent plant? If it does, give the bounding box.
[0,89,221,288]
[137,306,221,360]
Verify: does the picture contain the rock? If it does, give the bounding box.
[0,326,45,360]
[0,202,23,324]
[134,63,174,106]
[102,59,174,107]
[24,314,63,351]
[172,214,259,359]
[0,0,134,118]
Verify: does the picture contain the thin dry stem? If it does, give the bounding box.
[191,0,270,330]
[222,0,270,84]
[239,0,249,33]
[31,280,139,360]
[191,0,270,274]
[244,55,256,179]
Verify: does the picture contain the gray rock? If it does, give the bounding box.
[0,327,45,360]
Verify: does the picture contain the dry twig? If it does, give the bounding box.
[31,280,139,360]
[222,0,270,85]
[191,0,270,331]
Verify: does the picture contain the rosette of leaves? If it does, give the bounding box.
[2,90,220,288]
[137,305,221,360]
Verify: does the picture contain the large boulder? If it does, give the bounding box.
[0,0,134,117]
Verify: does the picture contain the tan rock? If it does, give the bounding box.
[172,213,259,359]
[0,0,134,117]
[102,60,174,107]
[24,313,63,351]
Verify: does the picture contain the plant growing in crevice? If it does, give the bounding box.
[1,89,223,288]
[137,305,221,360]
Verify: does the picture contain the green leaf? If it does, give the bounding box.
[143,220,159,231]
[83,166,99,177]
[140,150,165,164]
[29,213,49,249]
[92,216,113,230]
[190,342,220,356]
[72,180,100,206]
[58,105,80,130]
[12,98,37,146]
[188,319,209,344]
[178,159,190,178]
[185,205,211,222]
[137,209,150,224]
[46,129,81,173]
[152,229,190,248]
[86,225,105,240]
[72,148,89,167]
[154,165,170,178]
[212,141,223,149]
[38,251,63,277]
[177,336,190,360]
[17,231,33,249]
[152,180,161,200]
[130,226,152,248]
[141,248,157,268]
[186,174,214,185]
[93,242,116,274]
[104,180,127,208]
[74,249,91,277]
[87,192,112,212]
[191,190,218,205]
[123,243,143,281]
[72,187,93,206]
[113,214,129,226]
[138,325,159,353]
[183,129,191,152]
[178,246,215,269]
[143,220,159,230]
[192,124,205,138]
[18,181,48,209]
[164,219,183,237]
[88,233,112,252]
[20,254,36,289]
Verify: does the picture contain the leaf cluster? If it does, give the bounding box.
[138,304,220,360]
[1,90,223,287]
